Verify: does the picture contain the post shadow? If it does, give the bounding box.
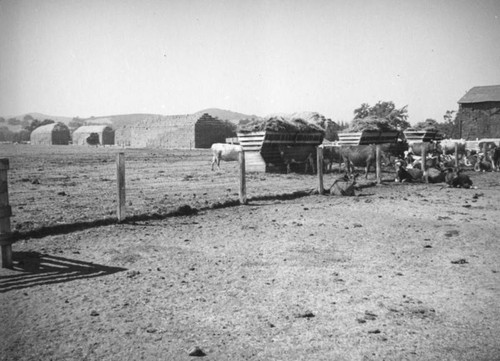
[0,251,127,293]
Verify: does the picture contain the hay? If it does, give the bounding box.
[348,116,395,132]
[238,116,325,134]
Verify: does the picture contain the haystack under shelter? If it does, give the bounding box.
[30,122,70,145]
[72,125,115,145]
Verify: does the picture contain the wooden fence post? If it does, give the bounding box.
[317,146,324,194]
[454,142,459,170]
[116,152,126,222]
[422,144,428,183]
[0,158,13,269]
[239,150,247,205]
[376,144,381,184]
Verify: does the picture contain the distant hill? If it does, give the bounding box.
[193,108,261,124]
[1,108,259,131]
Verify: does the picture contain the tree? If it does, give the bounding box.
[413,118,439,130]
[351,101,410,131]
[86,133,100,146]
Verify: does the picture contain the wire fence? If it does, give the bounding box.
[1,144,321,235]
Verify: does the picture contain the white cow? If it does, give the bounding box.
[211,143,242,171]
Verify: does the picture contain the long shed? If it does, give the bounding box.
[30,122,70,145]
[72,125,115,145]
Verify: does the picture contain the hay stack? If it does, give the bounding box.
[238,116,325,134]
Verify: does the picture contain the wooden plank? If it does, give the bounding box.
[116,153,126,222]
[0,163,12,268]
[317,146,324,194]
[238,150,247,205]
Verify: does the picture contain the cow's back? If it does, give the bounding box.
[341,145,376,166]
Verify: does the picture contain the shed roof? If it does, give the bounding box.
[458,85,500,104]
[31,122,68,134]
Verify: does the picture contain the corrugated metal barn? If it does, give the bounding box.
[72,125,115,145]
[30,122,70,145]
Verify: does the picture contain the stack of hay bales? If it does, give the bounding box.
[72,125,115,146]
[30,122,70,145]
[194,113,237,148]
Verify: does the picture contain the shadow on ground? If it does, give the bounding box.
[0,251,126,293]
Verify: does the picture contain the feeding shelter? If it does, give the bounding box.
[30,122,70,145]
[237,117,324,172]
[403,129,443,143]
[72,125,115,145]
[337,130,404,145]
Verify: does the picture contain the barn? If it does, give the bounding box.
[457,85,500,139]
[115,113,237,148]
[30,122,70,145]
[72,125,115,146]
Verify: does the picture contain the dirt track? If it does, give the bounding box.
[1,145,500,360]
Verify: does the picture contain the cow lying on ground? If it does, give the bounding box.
[444,168,473,188]
[328,173,359,196]
[279,145,316,174]
[211,143,242,171]
[394,161,423,182]
[474,154,493,172]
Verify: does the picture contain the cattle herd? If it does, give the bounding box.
[212,138,500,190]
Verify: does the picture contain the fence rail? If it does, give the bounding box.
[1,145,320,238]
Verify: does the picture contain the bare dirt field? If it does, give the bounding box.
[1,144,500,361]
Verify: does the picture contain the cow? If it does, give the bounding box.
[427,167,446,183]
[340,144,390,179]
[394,161,423,182]
[322,146,343,172]
[489,147,500,171]
[439,139,467,156]
[407,141,442,157]
[211,143,242,171]
[444,168,473,189]
[279,145,316,174]
[328,173,359,196]
[474,154,493,172]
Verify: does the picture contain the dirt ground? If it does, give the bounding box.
[1,145,500,360]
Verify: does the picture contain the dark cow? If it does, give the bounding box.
[394,161,423,182]
[488,147,500,171]
[322,146,343,172]
[426,167,446,183]
[211,143,242,171]
[340,144,390,179]
[279,145,316,174]
[444,168,473,189]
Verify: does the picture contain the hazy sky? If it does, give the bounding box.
[1,0,499,124]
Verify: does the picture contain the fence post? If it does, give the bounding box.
[376,145,382,184]
[116,152,126,222]
[454,142,459,170]
[422,144,428,183]
[0,158,13,269]
[317,146,324,194]
[238,150,247,205]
